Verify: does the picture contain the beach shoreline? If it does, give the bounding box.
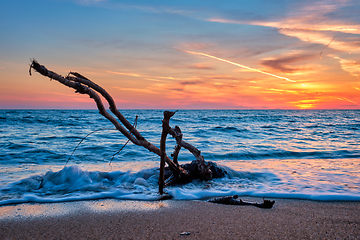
[1,198,359,239]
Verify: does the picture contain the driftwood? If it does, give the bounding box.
[29,60,226,194]
[209,195,275,209]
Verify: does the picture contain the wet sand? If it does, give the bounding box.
[0,198,359,239]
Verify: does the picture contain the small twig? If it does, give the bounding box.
[29,59,34,76]
[44,128,117,186]
[63,128,116,169]
[107,115,139,165]
[69,71,90,80]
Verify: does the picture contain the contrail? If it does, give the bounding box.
[181,49,296,82]
[320,36,336,59]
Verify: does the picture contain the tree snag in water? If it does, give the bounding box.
[29,59,226,194]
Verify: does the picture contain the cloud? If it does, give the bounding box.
[180,49,296,82]
[261,54,315,73]
[278,29,359,53]
[204,75,239,81]
[334,57,360,77]
[113,87,158,94]
[107,70,189,82]
[179,80,204,86]
[335,96,358,104]
[207,0,360,54]
[187,63,215,70]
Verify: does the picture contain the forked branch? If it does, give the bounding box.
[30,59,218,194]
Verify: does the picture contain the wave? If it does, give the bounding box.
[1,165,359,206]
[207,150,360,160]
[211,126,248,133]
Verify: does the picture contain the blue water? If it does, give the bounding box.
[0,109,359,205]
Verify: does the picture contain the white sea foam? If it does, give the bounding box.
[1,162,359,206]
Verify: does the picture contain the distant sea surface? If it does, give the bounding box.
[0,109,359,205]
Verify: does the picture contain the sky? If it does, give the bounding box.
[0,0,360,109]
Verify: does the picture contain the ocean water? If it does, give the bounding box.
[0,109,359,205]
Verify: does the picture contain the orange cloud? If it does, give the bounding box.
[334,57,360,77]
[112,87,159,94]
[278,29,359,53]
[188,63,215,70]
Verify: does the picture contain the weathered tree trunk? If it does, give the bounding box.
[159,111,176,194]
[30,59,220,194]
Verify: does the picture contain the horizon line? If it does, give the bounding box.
[1,108,359,111]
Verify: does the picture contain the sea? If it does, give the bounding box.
[0,109,359,205]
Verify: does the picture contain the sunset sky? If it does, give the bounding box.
[1,0,359,109]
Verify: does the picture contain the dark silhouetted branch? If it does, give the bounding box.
[30,59,226,194]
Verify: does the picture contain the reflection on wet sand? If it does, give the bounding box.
[0,199,171,220]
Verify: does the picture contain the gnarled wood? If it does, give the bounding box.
[168,126,212,181]
[30,60,182,174]
[159,111,177,194]
[30,59,222,194]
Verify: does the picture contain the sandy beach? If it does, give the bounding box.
[0,198,359,239]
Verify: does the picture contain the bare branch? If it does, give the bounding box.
[168,126,212,180]
[30,60,220,193]
[66,73,145,141]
